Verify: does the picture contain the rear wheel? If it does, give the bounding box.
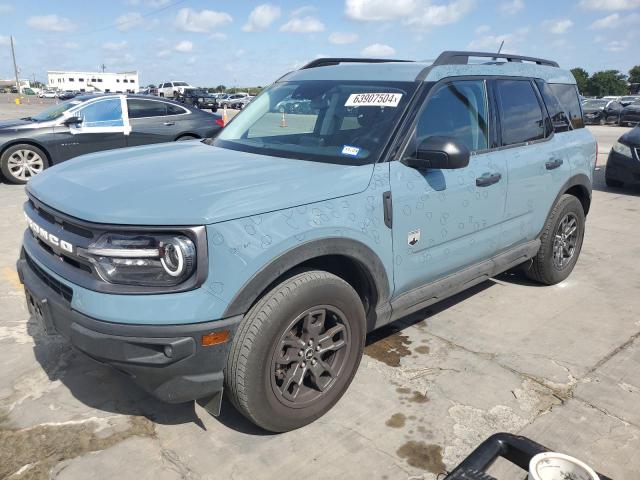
[225,270,366,432]
[176,135,198,141]
[524,194,585,285]
[1,144,49,184]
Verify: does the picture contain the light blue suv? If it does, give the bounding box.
[18,51,595,432]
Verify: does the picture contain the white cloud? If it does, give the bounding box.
[0,4,13,13]
[467,27,529,51]
[590,12,640,29]
[280,16,325,33]
[243,4,281,32]
[62,42,80,49]
[604,40,629,52]
[579,0,640,10]
[345,0,474,27]
[475,24,490,34]
[26,15,76,32]
[174,8,232,33]
[174,40,194,53]
[361,43,396,56]
[115,12,144,31]
[291,6,318,17]
[157,50,171,58]
[103,41,128,51]
[0,35,10,46]
[499,0,524,15]
[544,19,573,34]
[329,31,359,44]
[346,0,418,21]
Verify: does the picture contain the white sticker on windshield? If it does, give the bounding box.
[341,145,360,156]
[345,93,403,107]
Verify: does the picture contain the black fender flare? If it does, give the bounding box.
[222,237,391,318]
[537,173,592,238]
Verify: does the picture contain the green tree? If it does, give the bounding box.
[587,70,628,97]
[215,84,226,92]
[629,65,640,85]
[570,67,589,94]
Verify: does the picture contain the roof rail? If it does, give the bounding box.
[300,57,413,70]
[432,51,559,68]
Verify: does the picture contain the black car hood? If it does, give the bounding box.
[0,119,32,130]
[623,104,640,112]
[621,127,640,146]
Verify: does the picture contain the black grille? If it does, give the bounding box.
[25,253,73,302]
[29,199,93,239]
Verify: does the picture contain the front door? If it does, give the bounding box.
[389,79,507,296]
[53,96,128,161]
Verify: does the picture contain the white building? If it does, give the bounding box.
[47,71,139,93]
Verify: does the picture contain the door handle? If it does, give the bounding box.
[164,122,175,126]
[545,158,563,170]
[476,172,502,187]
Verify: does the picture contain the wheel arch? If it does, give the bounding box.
[174,133,201,141]
[222,237,391,332]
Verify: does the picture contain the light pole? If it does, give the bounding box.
[10,36,19,93]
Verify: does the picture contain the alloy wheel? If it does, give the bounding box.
[552,213,579,269]
[271,305,350,408]
[7,149,44,181]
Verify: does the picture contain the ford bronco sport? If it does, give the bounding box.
[18,51,595,432]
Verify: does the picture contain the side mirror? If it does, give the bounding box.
[404,136,470,170]
[64,116,83,127]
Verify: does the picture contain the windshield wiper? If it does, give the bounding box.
[21,117,36,122]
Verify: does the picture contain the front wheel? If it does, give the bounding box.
[524,194,585,285]
[225,271,366,432]
[1,144,49,184]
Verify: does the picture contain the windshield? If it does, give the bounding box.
[30,99,83,122]
[214,80,416,165]
[173,82,189,87]
[583,100,607,109]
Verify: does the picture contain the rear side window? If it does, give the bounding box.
[548,83,584,129]
[166,103,187,115]
[127,99,167,118]
[495,80,544,146]
[535,80,570,133]
[415,80,489,152]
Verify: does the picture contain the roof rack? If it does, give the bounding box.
[300,57,413,70]
[432,51,559,68]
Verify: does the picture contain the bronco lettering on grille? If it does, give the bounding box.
[25,213,74,253]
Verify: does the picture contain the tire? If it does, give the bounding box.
[159,93,164,97]
[176,135,198,141]
[225,270,366,432]
[524,194,585,285]
[1,144,49,184]
[599,117,606,126]
[605,175,624,188]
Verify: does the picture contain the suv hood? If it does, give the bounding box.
[27,141,375,225]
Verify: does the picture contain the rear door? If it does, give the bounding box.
[492,79,568,247]
[126,98,172,146]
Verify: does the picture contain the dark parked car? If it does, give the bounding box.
[57,90,77,100]
[606,126,640,188]
[619,101,640,127]
[0,94,223,184]
[582,99,623,125]
[177,88,219,111]
[620,95,640,106]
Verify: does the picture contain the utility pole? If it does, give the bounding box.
[100,63,106,73]
[10,36,20,93]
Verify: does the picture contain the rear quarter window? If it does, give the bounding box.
[495,79,545,146]
[548,83,584,129]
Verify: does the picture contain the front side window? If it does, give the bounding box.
[215,80,416,165]
[496,80,545,146]
[413,80,489,154]
[76,98,124,128]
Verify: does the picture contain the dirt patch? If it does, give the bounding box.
[397,441,446,473]
[0,416,155,479]
[414,345,430,355]
[364,330,412,367]
[385,413,406,428]
[396,387,411,394]
[407,391,429,404]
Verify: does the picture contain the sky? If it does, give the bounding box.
[1,0,639,88]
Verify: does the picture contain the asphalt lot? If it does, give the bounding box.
[0,98,639,479]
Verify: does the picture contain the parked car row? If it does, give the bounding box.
[0,94,223,184]
[581,96,640,126]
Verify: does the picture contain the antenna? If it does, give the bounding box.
[497,40,504,54]
[100,64,107,73]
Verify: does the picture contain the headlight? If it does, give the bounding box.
[612,141,632,158]
[82,233,196,286]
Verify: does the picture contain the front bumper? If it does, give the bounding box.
[606,148,640,184]
[17,251,241,405]
[583,112,603,124]
[620,112,640,125]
